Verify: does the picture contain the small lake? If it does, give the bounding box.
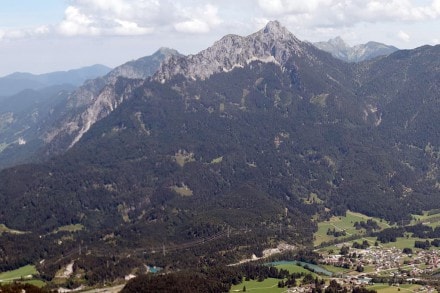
[266,261,333,276]
[146,265,161,273]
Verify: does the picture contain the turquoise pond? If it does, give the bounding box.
[146,266,161,273]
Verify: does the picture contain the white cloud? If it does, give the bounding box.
[175,19,210,34]
[114,19,153,35]
[257,0,331,15]
[54,1,223,36]
[398,30,411,42]
[58,6,100,36]
[257,0,440,28]
[0,25,54,41]
[35,25,50,35]
[435,0,440,11]
[174,4,222,34]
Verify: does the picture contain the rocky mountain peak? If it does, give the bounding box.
[328,36,347,48]
[262,20,290,38]
[154,47,180,56]
[155,20,307,82]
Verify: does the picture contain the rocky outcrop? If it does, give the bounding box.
[155,21,313,82]
[43,48,181,152]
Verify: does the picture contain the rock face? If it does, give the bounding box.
[107,48,181,82]
[43,48,181,153]
[314,37,398,62]
[155,21,312,82]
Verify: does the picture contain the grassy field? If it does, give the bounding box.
[367,283,426,293]
[230,263,322,292]
[319,235,434,252]
[210,156,223,164]
[23,279,46,288]
[412,210,440,228]
[0,265,45,288]
[0,265,37,282]
[230,278,283,292]
[171,185,193,196]
[320,264,351,275]
[272,264,317,276]
[53,223,84,233]
[314,211,390,246]
[0,224,26,234]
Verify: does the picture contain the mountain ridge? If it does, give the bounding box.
[155,21,310,82]
[0,64,111,97]
[0,21,439,285]
[41,47,182,155]
[314,36,398,62]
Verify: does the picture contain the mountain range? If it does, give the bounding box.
[0,32,397,171]
[0,64,111,97]
[0,21,439,286]
[0,48,181,169]
[314,36,398,62]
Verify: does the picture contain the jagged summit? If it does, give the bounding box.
[262,20,290,37]
[155,20,308,82]
[154,47,180,56]
[328,36,347,47]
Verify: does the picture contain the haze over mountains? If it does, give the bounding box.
[0,20,438,288]
[0,64,111,97]
[314,36,398,62]
[0,48,181,169]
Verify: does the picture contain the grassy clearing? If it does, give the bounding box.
[412,210,440,228]
[171,185,193,196]
[303,193,324,205]
[273,264,317,276]
[174,151,195,167]
[230,278,283,292]
[210,156,223,164]
[367,283,424,293]
[53,224,84,233]
[314,211,390,246]
[320,264,351,275]
[0,265,38,282]
[320,235,433,252]
[0,224,26,234]
[22,279,46,288]
[379,237,434,250]
[230,263,322,292]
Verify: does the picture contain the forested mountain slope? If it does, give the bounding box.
[0,21,439,283]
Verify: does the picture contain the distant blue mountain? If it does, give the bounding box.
[0,64,111,96]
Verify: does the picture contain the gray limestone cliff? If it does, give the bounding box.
[43,48,181,152]
[155,21,314,82]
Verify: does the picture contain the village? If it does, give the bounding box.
[316,243,440,292]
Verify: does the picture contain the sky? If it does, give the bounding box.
[1,0,440,76]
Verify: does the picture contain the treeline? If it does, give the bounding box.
[327,228,347,237]
[121,263,323,293]
[414,239,440,250]
[375,224,440,244]
[353,220,380,232]
[122,263,376,293]
[0,283,49,293]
